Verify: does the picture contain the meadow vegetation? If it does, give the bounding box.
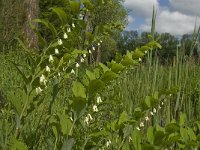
[0,0,200,150]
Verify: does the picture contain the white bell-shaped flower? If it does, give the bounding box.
[71,69,75,74]
[97,96,102,104]
[49,55,54,63]
[72,23,75,28]
[83,54,87,58]
[80,57,85,63]
[36,87,42,94]
[76,63,80,68]
[93,105,98,112]
[63,33,68,39]
[45,66,50,72]
[55,48,59,54]
[67,28,71,33]
[58,39,63,45]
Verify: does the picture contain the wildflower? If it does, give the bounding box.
[100,40,103,43]
[145,116,149,121]
[80,57,85,63]
[139,58,142,62]
[93,105,98,112]
[161,102,164,106]
[76,63,80,68]
[71,69,75,74]
[153,108,157,113]
[63,33,68,39]
[58,72,61,77]
[106,140,111,147]
[63,67,66,71]
[88,114,93,120]
[140,122,144,127]
[145,51,148,54]
[72,23,75,28]
[92,46,95,51]
[67,28,71,33]
[79,14,83,20]
[84,116,89,125]
[40,74,47,85]
[58,39,63,45]
[158,105,162,109]
[136,126,140,131]
[150,111,154,116]
[49,55,54,63]
[97,42,100,46]
[55,48,59,54]
[97,96,102,104]
[83,54,87,58]
[88,50,92,54]
[36,87,42,94]
[70,117,73,121]
[129,136,132,142]
[45,66,50,72]
[169,94,172,97]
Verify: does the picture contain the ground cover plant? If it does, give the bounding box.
[0,1,200,150]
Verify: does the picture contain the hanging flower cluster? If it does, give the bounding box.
[135,94,171,131]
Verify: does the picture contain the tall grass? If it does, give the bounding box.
[113,48,200,127]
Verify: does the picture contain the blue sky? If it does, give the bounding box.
[124,0,200,36]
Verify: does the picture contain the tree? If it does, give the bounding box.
[23,0,39,50]
[157,33,178,62]
[81,0,127,64]
[116,30,139,54]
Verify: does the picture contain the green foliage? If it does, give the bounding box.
[0,1,200,150]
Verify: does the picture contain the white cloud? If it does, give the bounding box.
[128,15,134,23]
[124,0,200,35]
[169,0,200,17]
[124,0,159,18]
[141,9,200,35]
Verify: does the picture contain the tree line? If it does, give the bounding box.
[0,0,199,63]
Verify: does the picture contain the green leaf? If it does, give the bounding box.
[118,111,128,126]
[141,143,155,150]
[132,49,145,59]
[133,107,142,120]
[165,123,180,134]
[123,125,133,138]
[62,138,75,150]
[132,129,141,150]
[11,62,28,85]
[99,63,110,73]
[17,38,29,52]
[51,7,68,25]
[188,127,196,141]
[11,138,28,150]
[86,70,96,80]
[72,99,87,120]
[29,22,47,46]
[58,114,72,135]
[101,71,118,83]
[180,127,189,142]
[111,63,125,73]
[33,19,57,37]
[88,79,105,95]
[69,1,80,14]
[179,113,186,126]
[154,130,165,146]
[121,55,135,66]
[72,81,86,98]
[147,126,154,145]
[89,130,109,137]
[8,93,22,115]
